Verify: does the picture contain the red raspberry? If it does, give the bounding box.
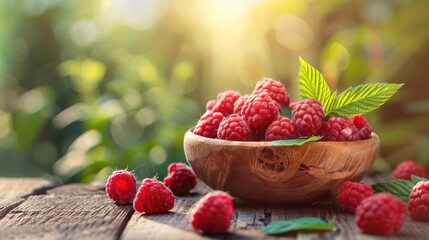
[233,94,249,114]
[205,99,216,110]
[211,91,241,116]
[217,114,252,141]
[240,93,280,130]
[253,78,290,106]
[337,181,373,212]
[164,163,197,195]
[391,160,426,181]
[190,191,234,233]
[133,178,175,214]
[355,193,405,235]
[193,111,224,138]
[408,181,429,221]
[352,115,373,140]
[105,170,137,204]
[292,99,324,137]
[319,117,359,141]
[264,116,297,141]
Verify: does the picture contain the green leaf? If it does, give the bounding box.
[371,179,415,202]
[298,57,336,114]
[411,175,428,184]
[329,83,403,118]
[272,136,321,146]
[261,217,336,235]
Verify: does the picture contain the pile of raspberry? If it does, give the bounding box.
[337,159,428,236]
[193,78,373,142]
[105,164,234,234]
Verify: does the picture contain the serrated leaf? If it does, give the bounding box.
[262,217,336,235]
[371,179,415,202]
[272,136,321,146]
[298,57,336,114]
[329,83,403,118]
[411,175,428,184]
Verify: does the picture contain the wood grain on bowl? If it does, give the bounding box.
[184,130,380,203]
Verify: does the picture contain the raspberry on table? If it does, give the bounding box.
[352,115,373,140]
[217,114,253,141]
[211,91,241,117]
[355,193,405,235]
[105,170,137,204]
[133,178,175,214]
[205,99,217,111]
[190,191,234,234]
[233,94,249,114]
[240,93,280,131]
[253,78,290,106]
[264,116,297,141]
[193,110,224,138]
[318,117,359,141]
[408,181,429,221]
[337,181,373,212]
[391,160,426,181]
[164,163,197,195]
[292,98,324,137]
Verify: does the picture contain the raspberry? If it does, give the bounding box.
[233,94,249,114]
[133,178,175,214]
[391,160,426,181]
[211,91,241,116]
[193,111,224,138]
[217,114,253,141]
[337,181,373,212]
[164,163,197,195]
[253,78,290,106]
[240,93,280,130]
[355,193,405,235]
[319,117,359,141]
[292,99,324,137]
[105,170,137,204]
[352,115,373,140]
[408,181,429,221]
[205,99,216,110]
[190,191,234,233]
[264,116,297,141]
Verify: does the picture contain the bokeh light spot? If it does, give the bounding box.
[70,20,97,46]
[275,14,314,51]
[149,146,167,165]
[20,89,45,114]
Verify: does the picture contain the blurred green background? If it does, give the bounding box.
[1,0,429,183]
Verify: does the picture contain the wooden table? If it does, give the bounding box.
[0,177,428,239]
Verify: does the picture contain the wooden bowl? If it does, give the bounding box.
[184,130,380,203]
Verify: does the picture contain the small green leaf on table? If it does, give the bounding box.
[272,136,321,146]
[262,217,336,235]
[411,175,428,184]
[371,176,428,202]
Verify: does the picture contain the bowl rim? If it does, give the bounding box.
[185,127,379,147]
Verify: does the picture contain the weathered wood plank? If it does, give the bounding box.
[0,182,133,240]
[122,177,429,240]
[0,178,54,219]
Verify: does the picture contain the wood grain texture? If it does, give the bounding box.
[0,178,54,219]
[0,182,133,240]
[184,130,380,202]
[122,178,429,240]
